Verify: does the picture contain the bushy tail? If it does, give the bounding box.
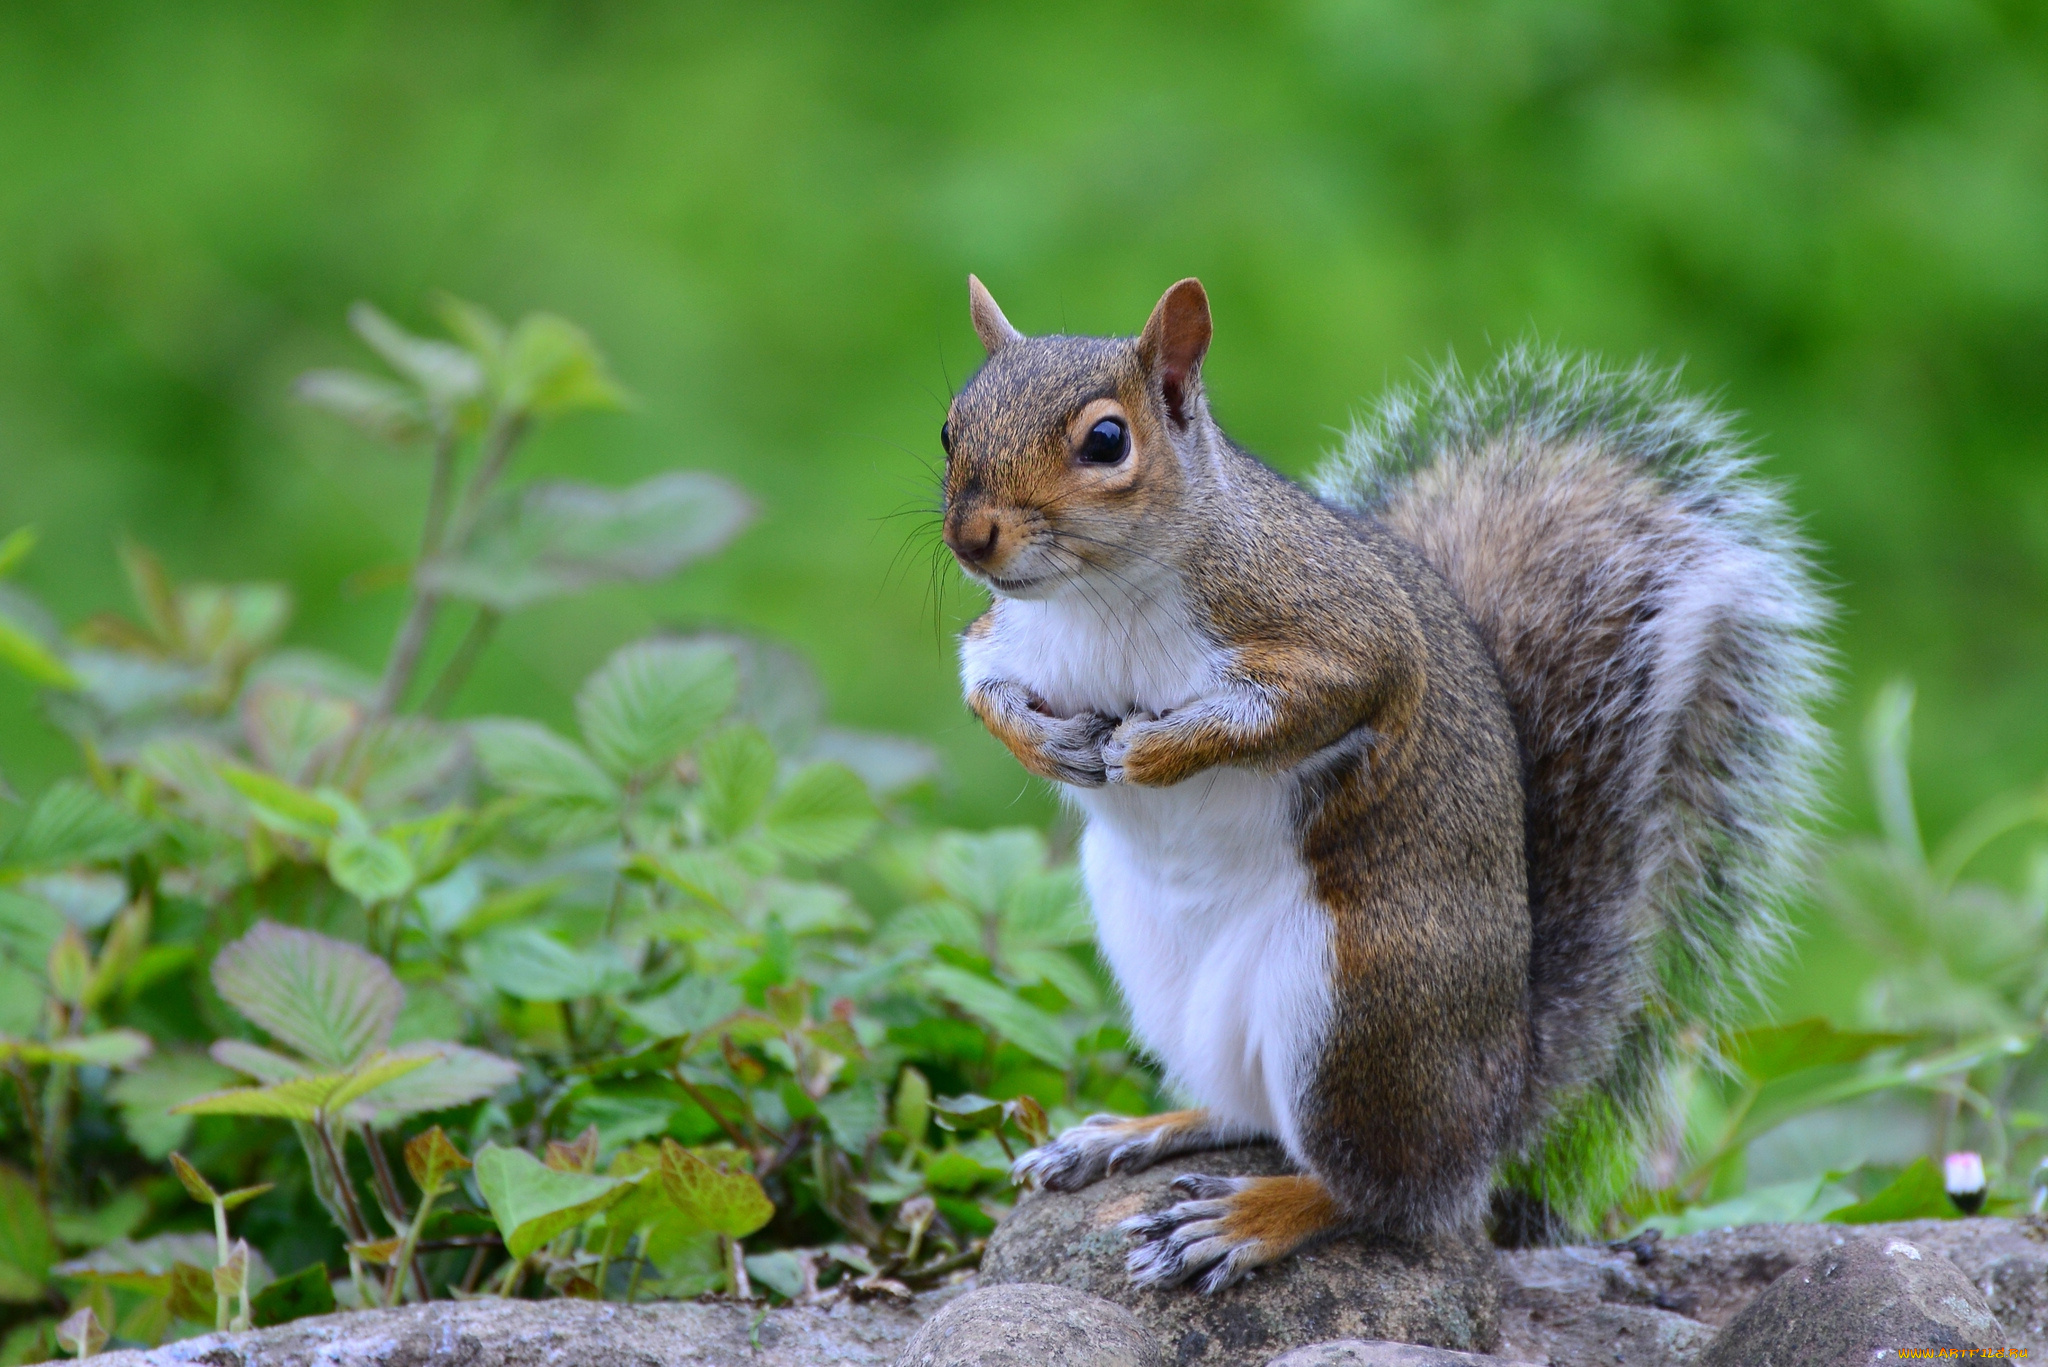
[1314,347,1831,1237]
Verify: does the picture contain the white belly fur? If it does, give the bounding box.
[960,587,1335,1161]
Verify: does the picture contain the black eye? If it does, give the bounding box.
[940,421,953,456]
[1077,417,1129,465]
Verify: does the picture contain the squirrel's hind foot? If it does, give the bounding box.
[1120,1172,1345,1294]
[1010,1108,1223,1192]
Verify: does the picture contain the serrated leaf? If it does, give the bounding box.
[467,719,618,804]
[468,930,635,1003]
[1,781,150,874]
[921,965,1072,1068]
[697,726,776,840]
[293,369,431,445]
[319,717,465,813]
[473,1144,631,1260]
[109,1051,240,1160]
[762,763,877,863]
[326,830,415,904]
[212,1239,249,1298]
[929,828,1045,915]
[621,976,743,1041]
[879,899,979,952]
[576,640,737,779]
[208,1040,307,1085]
[211,922,401,1070]
[816,1083,885,1151]
[807,727,939,797]
[348,1043,519,1125]
[418,474,752,612]
[241,683,360,785]
[1002,867,1093,947]
[403,1126,471,1193]
[0,1165,55,1303]
[175,1052,431,1122]
[166,1260,214,1323]
[347,302,486,413]
[655,1140,773,1239]
[637,848,751,910]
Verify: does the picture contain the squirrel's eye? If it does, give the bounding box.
[939,421,953,456]
[1077,417,1129,465]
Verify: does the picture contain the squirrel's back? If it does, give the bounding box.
[1315,347,1831,1238]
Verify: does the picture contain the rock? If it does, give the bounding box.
[81,1292,942,1367]
[1698,1232,2005,1365]
[1264,1339,1538,1365]
[1498,1215,2048,1363]
[894,1282,1166,1366]
[982,1145,1499,1367]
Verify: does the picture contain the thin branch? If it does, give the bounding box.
[672,1068,753,1151]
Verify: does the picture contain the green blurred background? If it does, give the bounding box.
[2,2,2045,1021]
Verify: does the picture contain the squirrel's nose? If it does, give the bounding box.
[946,512,1002,568]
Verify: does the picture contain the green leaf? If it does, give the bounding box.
[499,312,626,417]
[467,719,618,804]
[468,929,636,1003]
[0,1165,56,1303]
[0,1030,153,1069]
[211,921,401,1070]
[326,830,416,904]
[402,1126,471,1194]
[0,889,63,968]
[621,976,743,1041]
[345,1043,519,1125]
[1827,1157,1955,1223]
[815,1083,885,1150]
[107,1052,238,1161]
[1,781,150,874]
[347,302,486,413]
[927,1092,1005,1131]
[929,829,1046,915]
[167,1153,217,1205]
[654,1141,773,1239]
[55,1307,105,1360]
[576,640,737,779]
[922,1147,1007,1193]
[250,1263,334,1328]
[762,763,877,863]
[893,1067,932,1145]
[922,965,1073,1068]
[1727,1019,1920,1082]
[293,369,431,445]
[0,611,76,689]
[241,683,361,785]
[697,726,777,840]
[474,1144,632,1260]
[321,717,466,813]
[1002,867,1094,948]
[419,474,753,612]
[175,1052,432,1122]
[216,764,339,843]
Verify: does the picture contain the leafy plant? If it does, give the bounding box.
[0,299,1156,1355]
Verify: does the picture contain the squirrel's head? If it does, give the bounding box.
[940,276,1213,600]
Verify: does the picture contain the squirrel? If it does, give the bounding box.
[937,276,1829,1292]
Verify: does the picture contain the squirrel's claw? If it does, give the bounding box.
[1121,1178,1265,1293]
[1012,1111,1211,1192]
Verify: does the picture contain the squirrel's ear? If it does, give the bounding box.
[1139,278,1212,428]
[968,275,1023,355]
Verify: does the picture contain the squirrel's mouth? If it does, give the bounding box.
[980,571,1048,594]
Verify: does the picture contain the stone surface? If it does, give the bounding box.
[982,1145,1499,1367]
[1264,1339,1538,1365]
[1497,1215,2048,1363]
[1697,1232,2005,1366]
[894,1282,1166,1366]
[81,1293,941,1367]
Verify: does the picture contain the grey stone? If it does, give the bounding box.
[894,1282,1166,1366]
[1264,1339,1538,1365]
[1698,1232,2005,1366]
[1498,1216,2048,1363]
[82,1292,941,1367]
[982,1145,1499,1367]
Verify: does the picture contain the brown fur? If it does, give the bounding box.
[1215,1175,1346,1255]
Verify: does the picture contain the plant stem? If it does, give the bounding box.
[211,1198,231,1330]
[725,1235,751,1300]
[313,1117,373,1244]
[391,1182,442,1307]
[672,1069,752,1151]
[624,1232,646,1305]
[420,609,499,714]
[374,592,442,717]
[6,1060,48,1202]
[360,1126,430,1303]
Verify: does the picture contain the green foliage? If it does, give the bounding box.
[0,300,1145,1348]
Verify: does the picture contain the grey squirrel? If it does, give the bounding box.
[939,277,1828,1291]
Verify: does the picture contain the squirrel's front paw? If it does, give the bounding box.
[1102,712,1165,785]
[1012,1113,1180,1192]
[1038,711,1116,787]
